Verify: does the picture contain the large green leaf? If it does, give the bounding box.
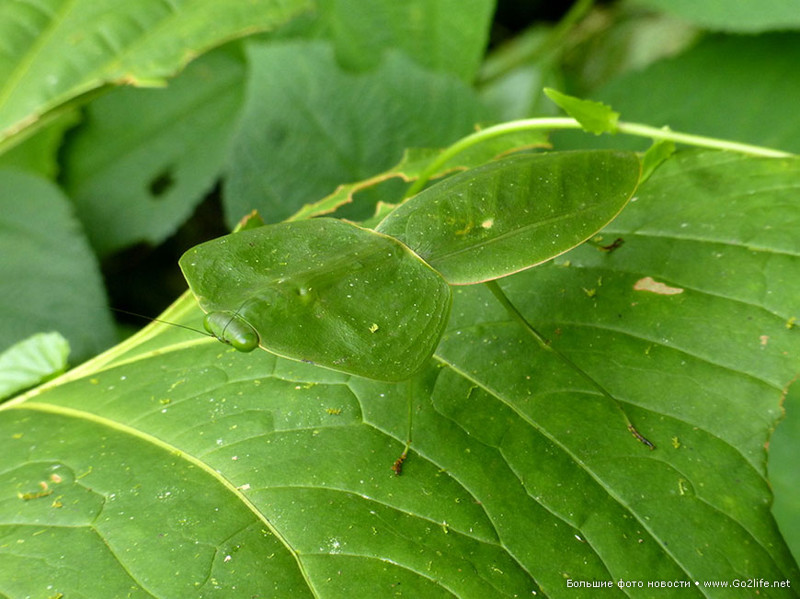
[179,218,451,382]
[377,150,641,285]
[223,40,487,225]
[61,46,247,255]
[0,169,115,362]
[0,0,311,149]
[1,151,799,597]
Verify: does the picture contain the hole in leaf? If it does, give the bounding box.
[148,168,175,198]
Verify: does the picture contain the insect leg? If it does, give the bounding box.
[485,280,655,450]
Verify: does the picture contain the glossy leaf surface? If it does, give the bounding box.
[377,150,641,285]
[1,151,799,597]
[179,218,451,381]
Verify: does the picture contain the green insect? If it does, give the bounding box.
[179,218,451,382]
[178,151,655,454]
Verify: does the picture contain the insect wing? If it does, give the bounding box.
[180,218,451,381]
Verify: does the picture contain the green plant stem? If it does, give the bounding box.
[485,279,655,450]
[615,121,793,157]
[404,117,793,199]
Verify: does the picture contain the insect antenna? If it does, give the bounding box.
[221,298,253,339]
[109,307,214,339]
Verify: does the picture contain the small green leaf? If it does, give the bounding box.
[0,332,69,401]
[179,218,451,381]
[377,150,641,285]
[544,88,620,134]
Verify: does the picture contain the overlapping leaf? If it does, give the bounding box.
[0,0,311,149]
[1,151,799,597]
[0,332,69,400]
[61,46,247,254]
